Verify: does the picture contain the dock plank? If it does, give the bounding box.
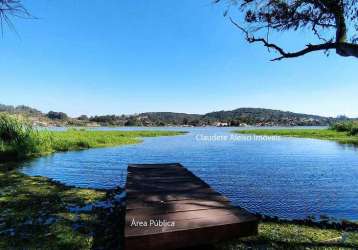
[124,163,258,250]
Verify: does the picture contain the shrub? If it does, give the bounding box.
[330,121,353,132]
[349,124,358,136]
[330,121,358,136]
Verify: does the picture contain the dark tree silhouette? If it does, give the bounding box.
[0,0,31,34]
[216,0,358,60]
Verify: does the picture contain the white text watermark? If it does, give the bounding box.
[195,134,281,142]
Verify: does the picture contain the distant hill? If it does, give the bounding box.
[205,108,324,120]
[203,108,333,126]
[0,103,343,127]
[137,108,335,126]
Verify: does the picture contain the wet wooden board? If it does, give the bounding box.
[124,163,258,250]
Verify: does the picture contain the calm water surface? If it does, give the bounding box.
[21,127,358,220]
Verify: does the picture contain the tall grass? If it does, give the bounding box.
[0,113,52,159]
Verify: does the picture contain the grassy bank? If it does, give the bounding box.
[0,168,112,249]
[235,128,358,145]
[0,113,185,161]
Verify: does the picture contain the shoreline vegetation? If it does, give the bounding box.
[235,121,358,146]
[0,113,186,161]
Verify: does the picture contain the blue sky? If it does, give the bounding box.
[0,0,357,117]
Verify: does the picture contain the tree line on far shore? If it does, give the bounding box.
[0,104,352,127]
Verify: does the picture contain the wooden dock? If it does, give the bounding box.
[124,163,258,250]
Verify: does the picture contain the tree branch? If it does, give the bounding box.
[229,17,358,61]
[271,43,336,61]
[0,0,33,35]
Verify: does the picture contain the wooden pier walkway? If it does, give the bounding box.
[124,163,258,250]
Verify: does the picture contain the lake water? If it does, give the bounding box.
[21,127,358,221]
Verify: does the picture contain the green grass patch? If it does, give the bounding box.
[49,129,185,152]
[215,222,358,249]
[235,129,358,145]
[0,169,108,249]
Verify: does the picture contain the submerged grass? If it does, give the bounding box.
[235,129,358,145]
